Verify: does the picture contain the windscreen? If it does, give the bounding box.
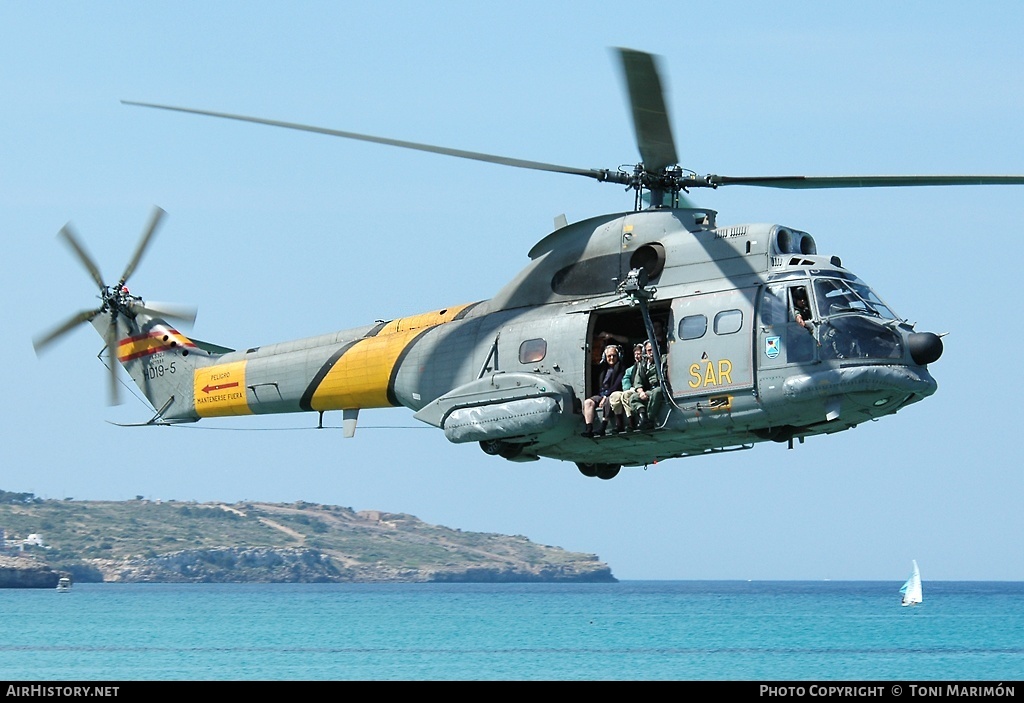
[813,278,898,320]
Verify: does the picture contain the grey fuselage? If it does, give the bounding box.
[109,207,940,469]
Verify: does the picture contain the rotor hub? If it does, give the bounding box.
[101,285,142,318]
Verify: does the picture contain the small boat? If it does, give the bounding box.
[899,560,922,606]
[56,577,71,593]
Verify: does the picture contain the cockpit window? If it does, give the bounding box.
[847,280,897,319]
[813,278,897,320]
[819,317,903,360]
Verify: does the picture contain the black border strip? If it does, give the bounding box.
[364,321,389,337]
[452,300,484,321]
[298,340,360,411]
[385,327,435,408]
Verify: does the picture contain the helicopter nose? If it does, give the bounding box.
[908,332,943,365]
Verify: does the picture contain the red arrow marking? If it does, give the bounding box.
[202,381,239,394]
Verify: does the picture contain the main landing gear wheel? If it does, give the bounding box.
[576,463,621,480]
[479,440,523,460]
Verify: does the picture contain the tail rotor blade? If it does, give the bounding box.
[40,208,178,408]
[137,301,198,326]
[58,224,105,290]
[104,314,122,406]
[118,206,165,288]
[32,308,102,356]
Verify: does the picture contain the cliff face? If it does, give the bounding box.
[0,499,616,584]
[0,555,62,589]
[85,545,613,584]
[91,547,340,583]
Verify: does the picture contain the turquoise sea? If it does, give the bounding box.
[1,581,1022,681]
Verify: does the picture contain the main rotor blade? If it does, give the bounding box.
[58,224,105,290]
[32,308,102,356]
[122,101,611,181]
[707,174,1024,189]
[118,206,165,289]
[617,48,678,173]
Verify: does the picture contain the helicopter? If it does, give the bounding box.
[34,48,1024,480]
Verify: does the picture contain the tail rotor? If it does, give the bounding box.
[33,207,196,405]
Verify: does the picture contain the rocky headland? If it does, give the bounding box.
[0,495,615,586]
[0,555,62,588]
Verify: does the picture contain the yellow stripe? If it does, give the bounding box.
[375,303,474,336]
[193,361,253,417]
[309,331,417,410]
[310,303,473,411]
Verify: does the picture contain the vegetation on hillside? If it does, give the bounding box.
[0,494,613,583]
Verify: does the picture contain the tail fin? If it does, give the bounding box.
[34,207,225,420]
[99,311,228,423]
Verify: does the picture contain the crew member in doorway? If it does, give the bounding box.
[581,345,625,438]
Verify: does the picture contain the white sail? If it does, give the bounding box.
[899,560,922,606]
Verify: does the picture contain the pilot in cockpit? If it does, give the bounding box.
[791,287,814,331]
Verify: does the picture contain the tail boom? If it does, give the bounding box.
[116,302,481,423]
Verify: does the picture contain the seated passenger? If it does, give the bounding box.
[581,344,625,438]
[628,340,667,430]
[609,343,644,434]
[590,330,628,367]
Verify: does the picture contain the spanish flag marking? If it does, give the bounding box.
[193,361,253,417]
[117,327,197,362]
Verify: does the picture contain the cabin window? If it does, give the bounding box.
[714,309,743,335]
[519,338,547,363]
[678,314,707,340]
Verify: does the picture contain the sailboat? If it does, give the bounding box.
[899,560,922,606]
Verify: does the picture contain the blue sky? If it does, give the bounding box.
[3,2,1023,580]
